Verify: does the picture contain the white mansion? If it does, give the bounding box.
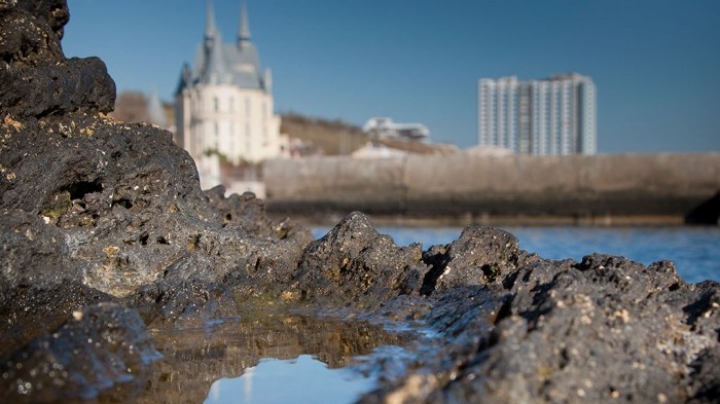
[174,0,287,182]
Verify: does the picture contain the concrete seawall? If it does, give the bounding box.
[263,153,720,224]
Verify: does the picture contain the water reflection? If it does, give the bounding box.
[135,310,412,404]
[204,355,376,404]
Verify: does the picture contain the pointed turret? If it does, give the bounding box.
[237,0,252,48]
[204,0,218,49]
[203,31,227,84]
[202,0,227,84]
[175,63,191,95]
[263,68,272,92]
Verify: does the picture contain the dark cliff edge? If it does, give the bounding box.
[1,2,719,403]
[686,192,720,225]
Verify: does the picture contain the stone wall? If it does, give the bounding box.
[263,153,720,222]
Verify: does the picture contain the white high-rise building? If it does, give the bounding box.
[175,0,287,166]
[478,73,596,155]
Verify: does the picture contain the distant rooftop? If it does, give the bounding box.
[177,0,268,94]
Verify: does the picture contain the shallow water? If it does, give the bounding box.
[314,226,720,284]
[136,309,415,404]
[204,355,376,404]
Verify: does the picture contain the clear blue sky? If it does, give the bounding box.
[63,0,720,153]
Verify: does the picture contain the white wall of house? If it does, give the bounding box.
[180,84,284,164]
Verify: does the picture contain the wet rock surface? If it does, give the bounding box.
[1,1,719,403]
[1,303,160,403]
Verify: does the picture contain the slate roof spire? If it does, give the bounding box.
[205,0,217,49]
[203,31,227,84]
[238,0,251,49]
[202,0,227,84]
[183,0,265,90]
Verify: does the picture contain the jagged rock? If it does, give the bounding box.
[0,209,79,290]
[205,185,313,243]
[687,347,720,403]
[292,211,429,301]
[0,58,116,117]
[360,255,720,404]
[0,281,117,358]
[0,115,310,300]
[0,0,114,116]
[0,303,160,403]
[421,225,524,293]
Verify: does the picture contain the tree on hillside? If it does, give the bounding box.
[110,91,149,123]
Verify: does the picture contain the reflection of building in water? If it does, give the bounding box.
[139,313,410,404]
[478,73,596,156]
[174,0,288,194]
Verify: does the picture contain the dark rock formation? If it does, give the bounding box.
[421,225,524,293]
[0,303,160,403]
[686,191,720,225]
[0,0,115,117]
[292,212,429,301]
[1,1,719,403]
[381,256,719,403]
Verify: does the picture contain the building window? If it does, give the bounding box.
[214,97,219,112]
[245,124,251,154]
[214,123,219,149]
[245,98,250,117]
[229,97,234,112]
